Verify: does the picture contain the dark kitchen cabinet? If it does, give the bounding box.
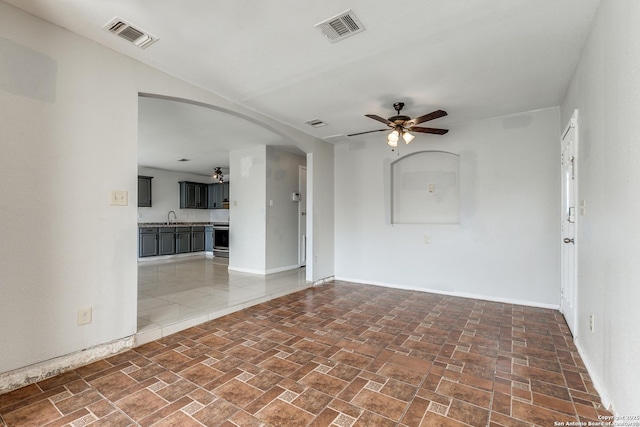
[175,227,191,253]
[205,226,213,251]
[158,227,175,255]
[179,181,208,209]
[208,182,230,209]
[191,226,205,252]
[222,182,230,204]
[138,176,153,207]
[139,227,158,257]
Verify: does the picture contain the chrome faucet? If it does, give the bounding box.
[167,210,177,225]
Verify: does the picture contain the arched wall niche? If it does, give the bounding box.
[391,150,460,224]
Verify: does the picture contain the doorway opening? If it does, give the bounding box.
[136,94,313,340]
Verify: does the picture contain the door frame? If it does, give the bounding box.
[560,109,579,337]
[298,165,307,267]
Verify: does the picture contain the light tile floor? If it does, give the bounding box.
[137,255,311,345]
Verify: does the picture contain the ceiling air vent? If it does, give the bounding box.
[104,17,158,49]
[305,119,328,128]
[315,10,365,43]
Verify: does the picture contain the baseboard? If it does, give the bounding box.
[0,336,134,394]
[138,252,206,262]
[334,276,560,310]
[265,264,300,274]
[313,276,335,286]
[227,265,264,274]
[574,338,614,413]
[228,264,301,275]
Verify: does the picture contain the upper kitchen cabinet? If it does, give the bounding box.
[208,182,230,209]
[179,181,208,209]
[138,176,153,207]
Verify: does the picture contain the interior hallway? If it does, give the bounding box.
[0,281,611,426]
[137,256,311,344]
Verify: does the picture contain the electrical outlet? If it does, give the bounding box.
[424,235,431,244]
[78,307,92,326]
[428,184,436,193]
[589,314,594,332]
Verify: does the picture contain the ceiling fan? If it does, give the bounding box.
[348,102,449,148]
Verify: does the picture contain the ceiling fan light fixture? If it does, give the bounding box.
[402,131,415,144]
[347,103,449,150]
[212,167,224,183]
[388,129,399,144]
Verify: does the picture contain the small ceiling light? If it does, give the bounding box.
[402,131,415,144]
[212,167,224,183]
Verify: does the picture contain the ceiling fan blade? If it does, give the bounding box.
[365,114,394,126]
[347,129,389,137]
[407,110,448,126]
[409,127,449,135]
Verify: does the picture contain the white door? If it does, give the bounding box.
[298,166,307,266]
[561,110,578,337]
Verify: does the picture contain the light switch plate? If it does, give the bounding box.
[110,190,128,206]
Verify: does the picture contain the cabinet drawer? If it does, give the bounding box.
[175,227,191,232]
[191,226,205,232]
[139,228,157,234]
[159,227,175,233]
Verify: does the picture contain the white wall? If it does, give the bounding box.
[335,108,560,306]
[228,146,267,273]
[0,2,333,381]
[310,141,335,282]
[0,3,139,375]
[137,166,229,224]
[229,146,306,274]
[266,147,306,271]
[560,0,640,415]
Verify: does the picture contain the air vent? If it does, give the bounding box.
[103,17,158,49]
[315,10,365,43]
[305,119,328,128]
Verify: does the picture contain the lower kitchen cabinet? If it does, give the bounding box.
[205,226,213,251]
[158,227,175,255]
[139,225,211,258]
[139,228,158,257]
[192,227,205,252]
[175,227,191,253]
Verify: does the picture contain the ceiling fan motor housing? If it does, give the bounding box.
[391,102,410,125]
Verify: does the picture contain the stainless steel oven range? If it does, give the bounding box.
[213,222,229,258]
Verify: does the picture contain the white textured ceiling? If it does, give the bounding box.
[5,0,600,175]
